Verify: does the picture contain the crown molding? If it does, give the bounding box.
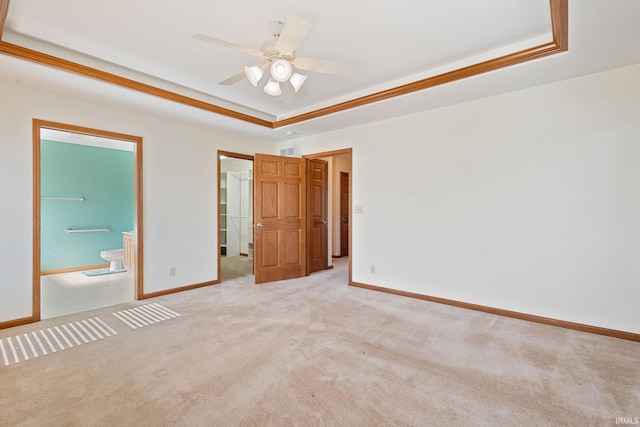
[0,0,568,130]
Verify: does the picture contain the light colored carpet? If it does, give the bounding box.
[2,258,639,426]
[221,255,254,281]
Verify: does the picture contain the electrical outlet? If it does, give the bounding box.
[370,264,376,274]
[169,267,176,277]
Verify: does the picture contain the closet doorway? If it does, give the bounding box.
[218,151,254,282]
[218,148,352,285]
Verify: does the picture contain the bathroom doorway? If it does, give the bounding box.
[218,151,254,282]
[33,120,143,320]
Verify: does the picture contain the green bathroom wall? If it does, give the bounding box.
[41,140,134,271]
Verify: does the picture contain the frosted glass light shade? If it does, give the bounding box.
[270,59,292,82]
[289,72,307,92]
[244,65,263,87]
[263,79,282,96]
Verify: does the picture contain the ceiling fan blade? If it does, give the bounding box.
[292,57,357,76]
[192,33,266,59]
[275,15,312,57]
[218,71,247,86]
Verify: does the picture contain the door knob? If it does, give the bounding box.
[322,220,327,225]
[254,223,263,228]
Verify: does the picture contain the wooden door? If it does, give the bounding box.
[306,158,328,274]
[253,154,306,284]
[340,172,349,256]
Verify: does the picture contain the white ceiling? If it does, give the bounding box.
[2,1,640,141]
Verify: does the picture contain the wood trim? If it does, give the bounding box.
[219,150,255,161]
[134,132,144,300]
[0,0,568,129]
[275,45,565,128]
[303,148,352,159]
[36,119,142,142]
[141,280,219,299]
[0,316,38,330]
[32,119,41,321]
[275,0,568,127]
[0,41,273,128]
[551,0,569,51]
[41,264,109,276]
[350,281,640,343]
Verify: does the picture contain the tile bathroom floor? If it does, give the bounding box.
[40,271,134,319]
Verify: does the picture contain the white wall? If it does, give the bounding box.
[2,61,639,334]
[0,76,273,323]
[282,64,640,334]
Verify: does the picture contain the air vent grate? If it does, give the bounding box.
[280,147,294,157]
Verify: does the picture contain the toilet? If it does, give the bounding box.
[100,248,124,271]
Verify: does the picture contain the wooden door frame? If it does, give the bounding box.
[303,148,353,285]
[217,150,254,283]
[218,148,351,285]
[32,119,144,322]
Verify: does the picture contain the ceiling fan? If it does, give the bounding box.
[192,14,357,97]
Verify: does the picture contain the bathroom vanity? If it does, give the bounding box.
[122,232,135,271]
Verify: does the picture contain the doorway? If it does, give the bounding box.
[254,149,351,284]
[218,151,254,282]
[33,119,143,320]
[304,150,351,268]
[219,148,352,285]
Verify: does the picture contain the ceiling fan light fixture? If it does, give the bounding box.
[289,72,307,92]
[263,79,282,96]
[196,15,356,99]
[270,59,292,82]
[244,65,263,87]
